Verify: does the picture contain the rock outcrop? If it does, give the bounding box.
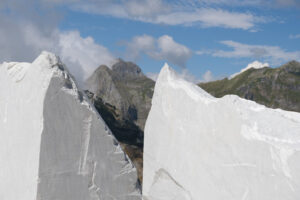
[86,59,154,142]
[0,52,141,200]
[143,63,300,200]
[85,59,154,183]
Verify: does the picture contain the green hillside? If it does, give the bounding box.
[199,61,300,112]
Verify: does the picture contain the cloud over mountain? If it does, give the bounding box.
[212,40,300,65]
[126,34,192,68]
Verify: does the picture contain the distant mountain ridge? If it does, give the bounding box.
[86,59,154,135]
[199,60,300,112]
[85,59,155,184]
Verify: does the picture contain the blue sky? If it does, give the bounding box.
[0,0,300,84]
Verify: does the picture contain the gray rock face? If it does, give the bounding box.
[85,60,154,184]
[0,52,141,200]
[111,59,144,80]
[86,59,154,134]
[86,65,123,114]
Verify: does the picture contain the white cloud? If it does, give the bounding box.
[147,67,217,83]
[202,70,214,82]
[274,0,300,7]
[146,72,159,81]
[58,31,115,83]
[289,34,300,39]
[126,35,192,68]
[146,68,215,84]
[175,69,216,83]
[195,50,213,55]
[196,0,262,6]
[176,69,201,83]
[229,61,269,79]
[147,68,205,83]
[0,18,56,63]
[45,0,266,30]
[213,40,300,65]
[0,0,60,63]
[153,35,192,67]
[0,17,115,86]
[124,0,168,18]
[195,51,205,55]
[183,0,300,8]
[155,9,262,30]
[0,0,118,86]
[125,34,156,60]
[67,0,169,19]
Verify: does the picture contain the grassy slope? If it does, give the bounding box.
[199,61,300,112]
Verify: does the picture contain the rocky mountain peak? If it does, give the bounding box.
[111,59,143,79]
[281,60,300,73]
[86,60,155,184]
[94,64,111,73]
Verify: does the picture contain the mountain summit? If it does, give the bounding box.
[85,59,155,183]
[86,59,154,137]
[111,59,144,79]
